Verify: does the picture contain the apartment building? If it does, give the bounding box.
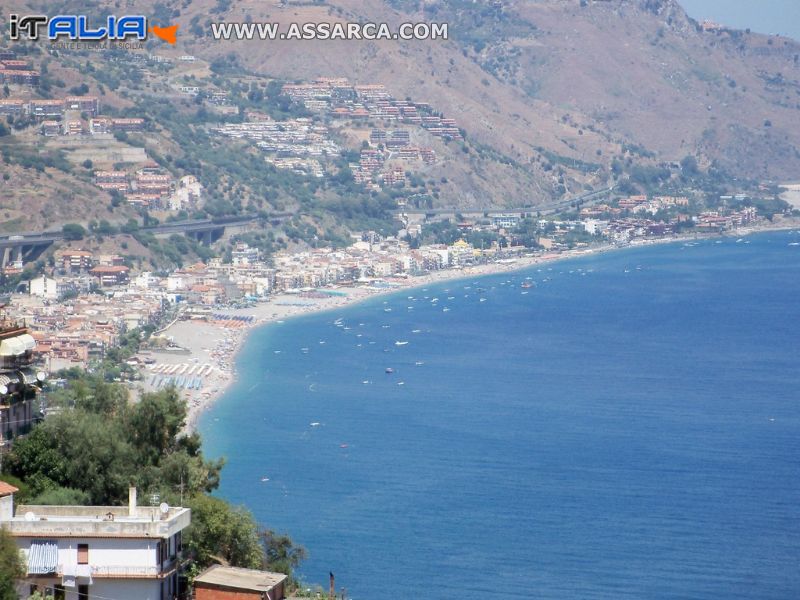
[0,319,44,443]
[63,96,99,115]
[59,251,94,274]
[1,485,190,600]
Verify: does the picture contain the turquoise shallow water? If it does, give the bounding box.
[201,231,800,599]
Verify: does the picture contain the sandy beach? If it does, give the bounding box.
[140,219,799,431]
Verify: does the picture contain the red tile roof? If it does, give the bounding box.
[0,481,19,496]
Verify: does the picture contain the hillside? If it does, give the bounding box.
[0,0,798,264]
[184,0,800,180]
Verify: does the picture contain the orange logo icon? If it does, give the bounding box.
[150,24,178,44]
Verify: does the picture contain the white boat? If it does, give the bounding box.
[395,341,409,346]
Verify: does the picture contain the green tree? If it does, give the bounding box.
[259,529,307,588]
[0,527,23,600]
[29,486,90,505]
[184,495,263,571]
[7,381,223,505]
[680,155,699,178]
[61,223,86,241]
[127,387,187,465]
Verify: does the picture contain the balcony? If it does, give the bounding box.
[54,560,178,579]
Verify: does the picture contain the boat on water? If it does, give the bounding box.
[521,282,533,289]
[442,307,451,312]
[395,341,409,346]
[385,367,394,374]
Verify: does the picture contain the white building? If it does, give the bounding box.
[28,276,59,300]
[168,175,203,211]
[231,243,260,266]
[583,219,608,236]
[0,484,190,600]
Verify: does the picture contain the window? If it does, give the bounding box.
[53,584,65,600]
[78,584,89,599]
[28,585,38,594]
[77,543,89,564]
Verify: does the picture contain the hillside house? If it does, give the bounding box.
[0,485,190,600]
[193,566,287,600]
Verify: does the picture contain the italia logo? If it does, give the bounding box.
[8,15,178,44]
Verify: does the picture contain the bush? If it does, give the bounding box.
[62,223,86,240]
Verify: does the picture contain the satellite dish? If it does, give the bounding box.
[24,512,36,521]
[36,371,47,382]
[159,502,169,514]
[0,385,6,395]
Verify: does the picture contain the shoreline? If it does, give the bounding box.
[138,221,799,431]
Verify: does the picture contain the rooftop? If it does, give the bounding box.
[0,488,190,539]
[194,565,287,592]
[0,482,19,496]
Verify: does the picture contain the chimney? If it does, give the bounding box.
[128,486,137,517]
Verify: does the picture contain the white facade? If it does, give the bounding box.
[583,219,608,235]
[29,276,59,300]
[0,487,190,600]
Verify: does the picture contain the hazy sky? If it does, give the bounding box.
[679,0,800,41]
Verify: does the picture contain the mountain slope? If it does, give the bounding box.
[181,0,800,181]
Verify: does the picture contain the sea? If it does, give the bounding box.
[200,231,800,599]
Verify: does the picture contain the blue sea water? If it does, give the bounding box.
[200,231,800,599]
